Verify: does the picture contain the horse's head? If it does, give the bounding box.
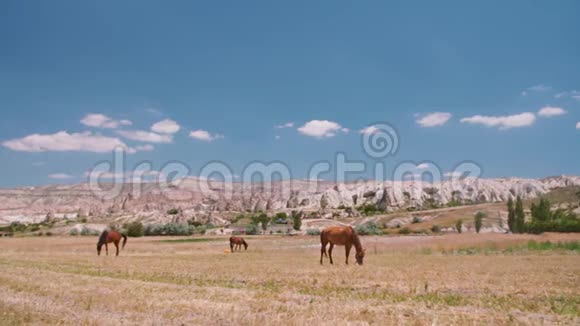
[355,248,366,265]
[243,241,248,251]
[96,230,109,256]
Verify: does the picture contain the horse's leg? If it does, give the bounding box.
[105,243,109,256]
[114,240,119,256]
[230,241,234,252]
[328,243,334,265]
[345,243,352,265]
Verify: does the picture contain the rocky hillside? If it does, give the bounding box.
[1,175,578,224]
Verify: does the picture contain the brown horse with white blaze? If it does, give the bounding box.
[97,230,127,256]
[320,226,366,265]
[229,236,248,252]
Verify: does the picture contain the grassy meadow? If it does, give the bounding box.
[1,233,579,325]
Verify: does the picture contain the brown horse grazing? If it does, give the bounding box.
[229,236,248,252]
[320,226,366,265]
[97,230,127,256]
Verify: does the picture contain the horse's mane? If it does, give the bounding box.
[351,227,363,251]
[97,230,109,246]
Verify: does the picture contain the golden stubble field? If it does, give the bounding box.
[1,233,579,325]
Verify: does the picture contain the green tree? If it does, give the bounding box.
[551,208,567,221]
[306,228,321,236]
[250,213,270,231]
[355,222,382,235]
[515,196,525,233]
[531,198,551,222]
[398,227,411,235]
[272,212,288,224]
[474,211,485,234]
[167,208,179,215]
[9,222,26,233]
[123,221,144,237]
[357,203,379,216]
[245,224,259,235]
[507,197,516,233]
[291,211,302,231]
[259,213,270,231]
[455,219,463,234]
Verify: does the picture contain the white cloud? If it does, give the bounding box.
[416,163,430,170]
[576,122,580,130]
[84,169,164,182]
[460,112,536,129]
[444,171,463,178]
[538,106,567,117]
[135,144,154,151]
[145,108,163,115]
[275,135,281,140]
[151,119,180,134]
[2,131,135,153]
[81,114,112,128]
[416,112,452,127]
[555,90,580,101]
[127,169,164,182]
[80,113,132,129]
[554,92,567,99]
[117,130,172,143]
[189,130,224,142]
[359,125,391,135]
[84,171,124,179]
[48,173,74,179]
[527,84,551,92]
[297,120,348,138]
[274,122,294,129]
[359,126,381,134]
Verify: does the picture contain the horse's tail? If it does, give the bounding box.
[320,231,327,257]
[121,233,127,249]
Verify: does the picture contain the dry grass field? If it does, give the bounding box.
[1,233,579,325]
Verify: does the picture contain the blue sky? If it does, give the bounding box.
[0,1,578,187]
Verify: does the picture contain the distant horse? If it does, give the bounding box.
[97,230,127,256]
[320,226,366,265]
[229,236,248,252]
